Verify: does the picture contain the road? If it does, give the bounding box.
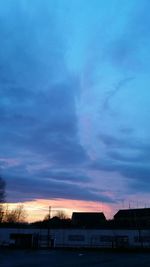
[1,249,150,267]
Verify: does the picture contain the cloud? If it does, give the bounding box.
[0,3,82,162]
[0,79,88,166]
[0,1,91,205]
[0,0,66,86]
[91,131,150,193]
[34,170,91,183]
[0,0,150,209]
[104,0,150,72]
[5,174,115,204]
[102,77,134,112]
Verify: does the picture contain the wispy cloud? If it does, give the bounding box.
[102,77,134,112]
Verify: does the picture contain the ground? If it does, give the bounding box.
[1,249,150,267]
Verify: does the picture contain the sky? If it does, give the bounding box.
[0,0,150,221]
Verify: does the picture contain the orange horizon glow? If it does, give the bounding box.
[5,198,114,222]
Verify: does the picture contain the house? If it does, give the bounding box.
[72,212,106,228]
[114,208,150,228]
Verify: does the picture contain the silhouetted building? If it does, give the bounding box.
[72,212,106,228]
[114,208,150,228]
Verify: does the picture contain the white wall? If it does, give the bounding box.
[1,228,150,248]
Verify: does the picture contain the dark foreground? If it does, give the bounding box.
[1,249,150,267]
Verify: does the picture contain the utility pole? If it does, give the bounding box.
[47,206,51,248]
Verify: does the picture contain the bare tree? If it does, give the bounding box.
[0,205,4,222]
[0,177,6,223]
[4,205,27,223]
[44,214,50,221]
[55,210,68,220]
[0,177,6,203]
[44,210,68,221]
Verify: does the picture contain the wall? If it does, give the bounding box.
[1,228,150,248]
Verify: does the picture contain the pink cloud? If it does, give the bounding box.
[7,198,113,222]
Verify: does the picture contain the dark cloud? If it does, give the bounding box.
[107,151,142,163]
[0,1,90,204]
[5,175,114,204]
[105,0,150,71]
[0,72,88,166]
[99,133,150,152]
[120,165,150,183]
[35,170,91,183]
[102,77,134,112]
[7,163,91,183]
[90,159,150,194]
[0,11,88,202]
[99,133,129,148]
[90,129,150,194]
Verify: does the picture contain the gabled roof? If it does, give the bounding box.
[72,212,106,227]
[114,208,150,219]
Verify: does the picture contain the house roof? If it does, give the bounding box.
[72,212,106,226]
[114,208,150,219]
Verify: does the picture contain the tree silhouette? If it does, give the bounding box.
[0,177,6,222]
[0,177,6,203]
[55,210,68,220]
[4,205,27,223]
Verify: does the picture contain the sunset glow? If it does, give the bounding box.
[6,199,112,222]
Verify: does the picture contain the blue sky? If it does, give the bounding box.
[0,0,150,218]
